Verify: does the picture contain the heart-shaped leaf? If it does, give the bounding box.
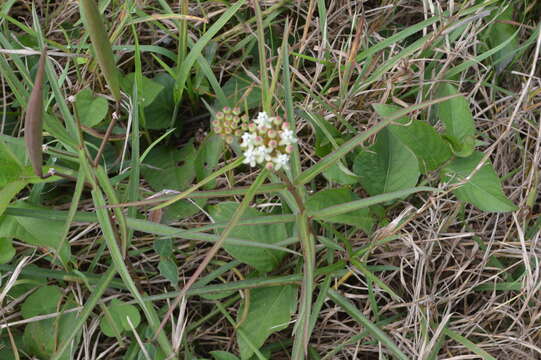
[75,89,108,127]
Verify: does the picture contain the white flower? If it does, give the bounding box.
[279,128,297,146]
[272,153,290,170]
[254,112,272,128]
[254,145,272,163]
[240,132,257,148]
[243,146,258,167]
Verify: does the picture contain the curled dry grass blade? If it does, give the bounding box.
[79,0,121,101]
[24,47,46,178]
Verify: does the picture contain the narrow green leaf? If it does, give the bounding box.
[309,187,435,220]
[306,188,373,232]
[79,0,121,101]
[175,0,246,102]
[442,327,496,360]
[328,289,409,360]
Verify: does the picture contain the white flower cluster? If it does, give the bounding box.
[240,112,297,171]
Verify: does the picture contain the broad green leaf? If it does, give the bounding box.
[374,104,452,172]
[237,285,296,359]
[353,128,420,196]
[0,202,71,263]
[217,72,262,110]
[154,238,173,257]
[485,6,519,73]
[75,89,108,127]
[143,73,176,130]
[0,141,23,187]
[100,299,141,337]
[0,180,27,217]
[0,238,15,264]
[141,142,204,221]
[306,188,373,233]
[322,163,359,185]
[209,202,288,272]
[158,258,179,286]
[195,133,224,189]
[211,351,241,360]
[21,285,62,319]
[141,143,196,191]
[0,332,23,360]
[437,84,476,157]
[441,151,517,212]
[23,299,80,360]
[121,73,164,108]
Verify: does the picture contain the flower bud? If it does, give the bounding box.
[282,122,290,130]
[216,112,224,119]
[235,129,243,137]
[285,144,294,153]
[265,162,274,170]
[225,135,234,144]
[268,140,277,148]
[214,126,222,134]
[241,114,249,123]
[273,116,283,125]
[232,107,241,116]
[223,106,231,114]
[267,130,277,138]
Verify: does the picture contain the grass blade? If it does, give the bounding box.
[309,187,436,219]
[79,0,121,101]
[328,289,409,360]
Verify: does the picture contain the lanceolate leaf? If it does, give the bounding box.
[24,47,46,178]
[79,0,121,101]
[441,151,517,212]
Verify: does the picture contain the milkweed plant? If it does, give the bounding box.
[213,107,297,171]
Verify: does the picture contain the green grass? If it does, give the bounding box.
[0,1,540,359]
